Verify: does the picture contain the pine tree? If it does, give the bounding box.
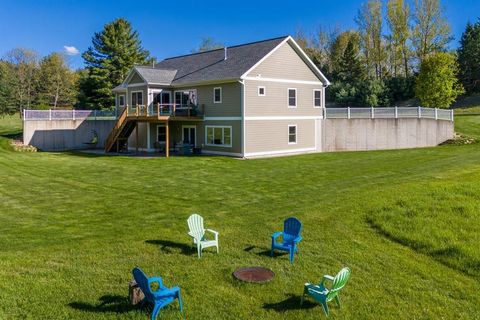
[336,36,366,84]
[80,18,152,109]
[457,20,480,93]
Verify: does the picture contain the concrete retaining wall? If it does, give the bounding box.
[23,119,115,151]
[22,117,454,154]
[323,118,454,152]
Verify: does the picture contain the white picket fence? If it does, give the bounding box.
[325,107,453,121]
[23,109,117,121]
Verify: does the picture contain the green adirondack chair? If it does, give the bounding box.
[187,213,219,258]
[301,267,351,316]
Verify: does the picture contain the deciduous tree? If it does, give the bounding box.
[415,52,464,108]
[386,0,411,77]
[0,61,16,116]
[37,53,77,109]
[192,37,224,53]
[412,0,451,62]
[356,0,386,80]
[4,48,39,113]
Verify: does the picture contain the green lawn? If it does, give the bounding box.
[0,115,479,319]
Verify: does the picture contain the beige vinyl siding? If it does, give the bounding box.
[195,82,241,117]
[244,119,316,154]
[148,121,201,149]
[127,122,149,150]
[126,86,148,106]
[129,72,145,84]
[247,42,320,82]
[199,120,242,154]
[244,80,324,117]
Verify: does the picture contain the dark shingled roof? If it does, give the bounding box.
[134,66,177,84]
[131,36,289,86]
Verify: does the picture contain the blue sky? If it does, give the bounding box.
[0,0,477,69]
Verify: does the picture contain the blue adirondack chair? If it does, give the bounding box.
[132,267,183,320]
[271,217,303,263]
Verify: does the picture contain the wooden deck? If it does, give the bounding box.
[105,104,204,157]
[127,115,204,122]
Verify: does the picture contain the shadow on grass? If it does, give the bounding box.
[68,294,138,314]
[262,294,317,312]
[244,245,287,258]
[146,239,194,256]
[366,217,480,280]
[0,131,22,140]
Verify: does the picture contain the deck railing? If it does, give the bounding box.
[23,109,117,120]
[324,107,453,121]
[126,103,202,118]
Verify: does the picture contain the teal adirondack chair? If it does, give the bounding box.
[187,213,219,258]
[301,267,351,316]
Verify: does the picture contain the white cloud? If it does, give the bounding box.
[63,45,80,56]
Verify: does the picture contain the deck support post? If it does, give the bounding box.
[135,122,139,154]
[165,121,170,158]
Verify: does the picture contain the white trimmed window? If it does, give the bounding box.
[288,125,297,144]
[313,89,322,108]
[131,91,143,106]
[258,86,266,96]
[213,87,222,103]
[206,126,232,147]
[118,95,125,107]
[288,88,297,108]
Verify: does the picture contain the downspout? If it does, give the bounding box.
[238,80,245,158]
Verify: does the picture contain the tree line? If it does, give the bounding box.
[1,1,479,116]
[296,0,476,108]
[0,18,153,116]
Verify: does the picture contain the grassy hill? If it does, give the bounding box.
[0,114,478,319]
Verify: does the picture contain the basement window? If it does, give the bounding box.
[288,125,297,144]
[206,126,232,147]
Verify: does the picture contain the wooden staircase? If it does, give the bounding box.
[105,108,135,153]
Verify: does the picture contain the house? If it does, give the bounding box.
[108,35,330,158]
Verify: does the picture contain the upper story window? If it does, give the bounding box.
[313,89,322,108]
[288,88,297,108]
[175,89,197,107]
[214,87,222,103]
[118,95,125,107]
[131,91,143,106]
[288,125,297,144]
[258,86,266,96]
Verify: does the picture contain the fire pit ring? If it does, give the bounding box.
[233,266,275,284]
